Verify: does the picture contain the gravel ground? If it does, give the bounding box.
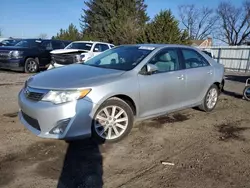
[0,70,250,188]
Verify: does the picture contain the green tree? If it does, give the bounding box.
[139,10,190,44]
[80,0,149,44]
[54,23,81,41]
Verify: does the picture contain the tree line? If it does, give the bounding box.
[52,0,250,46]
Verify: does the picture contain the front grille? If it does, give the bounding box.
[22,111,41,131]
[24,87,48,101]
[26,92,44,101]
[52,54,76,65]
[0,51,10,60]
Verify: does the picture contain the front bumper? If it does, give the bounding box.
[0,58,24,71]
[47,62,64,70]
[18,89,99,139]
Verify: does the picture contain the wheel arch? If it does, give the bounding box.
[25,56,39,64]
[213,80,224,93]
[107,94,137,116]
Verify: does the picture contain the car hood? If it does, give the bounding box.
[28,64,125,89]
[0,46,29,50]
[50,49,89,54]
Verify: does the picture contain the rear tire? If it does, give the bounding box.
[198,84,219,112]
[92,98,134,143]
[24,58,39,73]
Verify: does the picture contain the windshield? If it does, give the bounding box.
[65,42,93,51]
[1,39,20,46]
[15,39,39,48]
[83,46,154,71]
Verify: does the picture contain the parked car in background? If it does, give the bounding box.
[47,41,114,70]
[0,39,71,73]
[18,44,225,143]
[0,38,22,46]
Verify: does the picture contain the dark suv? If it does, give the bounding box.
[0,39,71,73]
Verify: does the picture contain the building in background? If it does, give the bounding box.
[191,37,212,48]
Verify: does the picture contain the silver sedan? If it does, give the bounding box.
[18,44,225,142]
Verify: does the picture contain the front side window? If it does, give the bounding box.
[94,44,110,52]
[147,49,180,72]
[52,41,64,49]
[40,41,53,50]
[65,42,93,51]
[182,49,210,69]
[83,46,154,71]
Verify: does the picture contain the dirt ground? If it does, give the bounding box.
[0,70,250,188]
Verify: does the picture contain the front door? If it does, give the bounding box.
[138,48,186,118]
[39,41,53,67]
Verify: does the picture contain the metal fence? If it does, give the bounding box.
[200,46,250,72]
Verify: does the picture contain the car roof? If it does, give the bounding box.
[20,38,70,42]
[72,41,113,45]
[124,43,197,50]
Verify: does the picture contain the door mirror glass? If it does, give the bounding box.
[146,63,158,74]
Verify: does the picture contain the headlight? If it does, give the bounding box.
[9,50,23,59]
[75,54,85,62]
[41,89,91,104]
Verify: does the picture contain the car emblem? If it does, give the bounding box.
[24,87,30,97]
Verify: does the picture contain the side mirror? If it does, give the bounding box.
[94,48,99,52]
[146,64,158,74]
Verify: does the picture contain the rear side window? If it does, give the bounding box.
[94,44,110,52]
[52,41,64,49]
[182,49,210,69]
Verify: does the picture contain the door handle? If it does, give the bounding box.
[207,71,213,75]
[177,75,184,80]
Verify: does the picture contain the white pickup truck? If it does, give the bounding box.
[47,41,114,70]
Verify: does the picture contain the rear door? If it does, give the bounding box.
[180,48,213,105]
[138,48,187,118]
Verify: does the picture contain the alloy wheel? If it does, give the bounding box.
[206,88,218,109]
[27,60,37,72]
[94,105,129,140]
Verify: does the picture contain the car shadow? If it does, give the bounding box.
[57,138,105,188]
[222,90,243,99]
[57,96,105,188]
[225,74,250,83]
[0,69,22,74]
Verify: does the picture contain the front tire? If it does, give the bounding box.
[92,98,134,143]
[243,86,250,101]
[24,58,39,73]
[199,84,219,112]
